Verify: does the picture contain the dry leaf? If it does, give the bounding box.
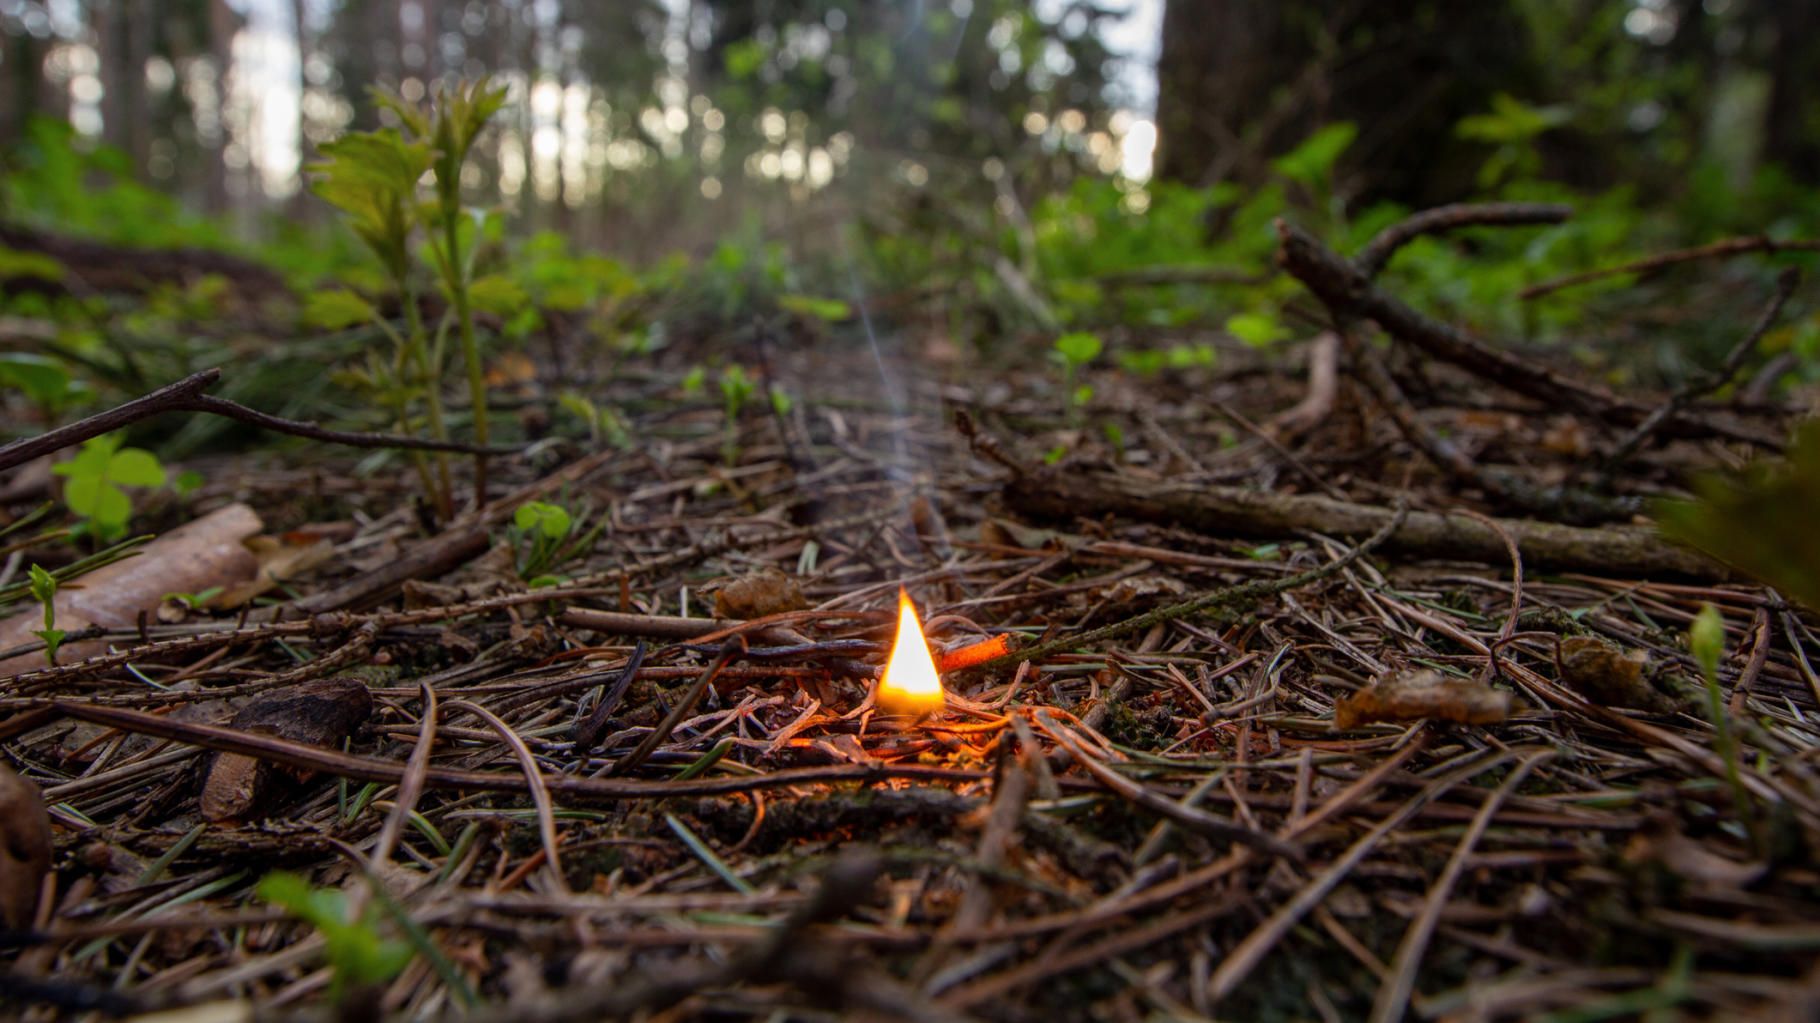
[1333,668,1512,730]
[713,569,807,619]
[1558,635,1682,713]
[0,503,262,673]
[214,534,336,608]
[0,761,52,930]
[201,677,374,822]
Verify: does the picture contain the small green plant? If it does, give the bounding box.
[1689,603,1759,849]
[27,564,64,666]
[257,872,414,1005]
[556,391,629,448]
[52,433,166,539]
[505,498,604,586]
[1657,421,1820,614]
[681,366,706,395]
[719,365,755,462]
[0,353,88,419]
[163,586,224,611]
[1052,331,1102,421]
[311,77,508,515]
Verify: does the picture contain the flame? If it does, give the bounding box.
[877,589,944,716]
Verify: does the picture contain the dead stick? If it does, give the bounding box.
[1600,267,1800,471]
[1522,234,1820,300]
[1004,465,1723,578]
[1275,218,1780,449]
[1355,202,1572,279]
[607,640,741,776]
[0,368,513,473]
[41,699,997,797]
[983,500,1407,669]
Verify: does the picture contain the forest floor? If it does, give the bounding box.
[4,211,1820,1022]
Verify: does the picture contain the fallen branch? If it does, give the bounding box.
[1003,464,1723,578]
[984,497,1407,668]
[1355,202,1572,279]
[0,368,514,473]
[1600,267,1800,471]
[1274,219,1781,449]
[1522,234,1820,300]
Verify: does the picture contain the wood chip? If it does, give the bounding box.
[200,677,374,822]
[1558,636,1683,713]
[713,569,808,619]
[1333,668,1513,730]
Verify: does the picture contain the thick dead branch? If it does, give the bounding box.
[1273,219,1780,449]
[1004,464,1722,577]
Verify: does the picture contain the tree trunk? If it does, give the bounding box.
[1763,0,1820,181]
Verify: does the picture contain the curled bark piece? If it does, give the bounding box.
[0,761,52,930]
[200,677,374,822]
[1004,465,1724,578]
[0,503,263,674]
[1334,669,1513,730]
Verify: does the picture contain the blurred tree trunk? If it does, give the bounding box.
[97,0,154,174]
[1,29,47,143]
[202,0,236,214]
[1152,0,1539,206]
[1763,0,1820,180]
[1153,1,1303,187]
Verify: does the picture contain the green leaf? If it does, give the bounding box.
[467,274,527,316]
[303,289,378,331]
[769,385,794,416]
[1272,122,1357,189]
[64,475,125,526]
[777,294,852,321]
[1225,312,1288,347]
[107,448,166,488]
[1690,604,1725,682]
[27,564,56,605]
[513,501,571,540]
[1656,420,1820,613]
[1072,384,1094,406]
[1053,332,1103,367]
[681,366,706,395]
[0,354,76,408]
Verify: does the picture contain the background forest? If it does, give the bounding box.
[5,3,1820,1022]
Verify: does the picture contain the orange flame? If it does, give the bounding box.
[877,589,944,716]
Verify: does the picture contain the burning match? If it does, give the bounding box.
[875,589,945,717]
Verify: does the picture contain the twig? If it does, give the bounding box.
[40,699,1007,798]
[369,682,439,871]
[0,368,514,473]
[1369,751,1552,1023]
[570,640,648,752]
[1207,750,1515,1001]
[1343,327,1637,523]
[607,640,742,777]
[446,698,567,892]
[1274,218,1780,449]
[1600,267,1799,471]
[983,499,1407,668]
[1036,711,1299,858]
[1522,235,1820,300]
[1355,202,1572,279]
[953,408,1029,477]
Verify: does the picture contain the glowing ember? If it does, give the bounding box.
[877,589,944,716]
